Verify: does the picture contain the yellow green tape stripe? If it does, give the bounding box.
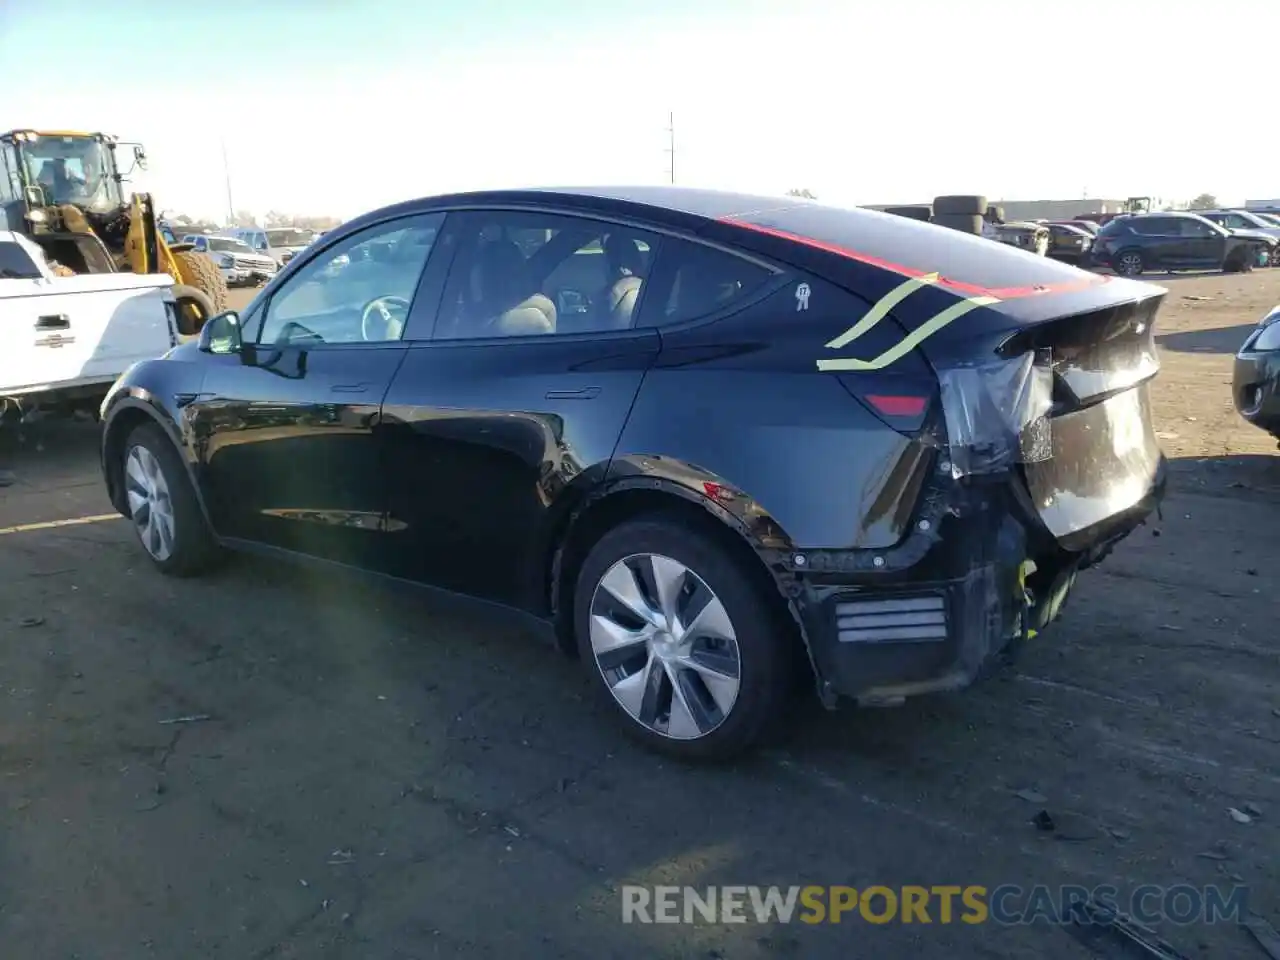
[824,272,940,350]
[818,295,1000,371]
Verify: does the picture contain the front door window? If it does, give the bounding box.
[257,213,446,345]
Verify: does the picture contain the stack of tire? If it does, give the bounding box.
[931,195,987,234]
[882,204,933,222]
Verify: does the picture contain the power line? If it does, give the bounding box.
[664,112,675,185]
[220,139,235,224]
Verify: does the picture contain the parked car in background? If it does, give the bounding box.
[1234,303,1280,444]
[982,205,1049,256]
[1050,219,1101,235]
[1254,212,1280,228]
[98,186,1168,760]
[182,234,278,286]
[1198,209,1280,251]
[161,223,214,246]
[1046,223,1093,264]
[1090,212,1275,276]
[230,226,319,267]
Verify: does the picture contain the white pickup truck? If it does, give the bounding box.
[1,229,178,418]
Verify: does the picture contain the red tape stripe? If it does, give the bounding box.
[717,218,1109,301]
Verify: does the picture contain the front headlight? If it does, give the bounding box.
[219,254,234,268]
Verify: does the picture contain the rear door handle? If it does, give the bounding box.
[36,314,70,330]
[331,383,369,394]
[545,387,600,400]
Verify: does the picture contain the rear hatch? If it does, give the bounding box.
[708,204,1166,553]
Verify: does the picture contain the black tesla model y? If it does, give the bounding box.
[100,187,1167,760]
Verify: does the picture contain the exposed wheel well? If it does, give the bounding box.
[550,488,808,676]
[102,407,159,513]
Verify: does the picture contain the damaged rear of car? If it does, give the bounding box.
[675,203,1167,715]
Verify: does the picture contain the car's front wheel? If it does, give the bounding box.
[122,423,220,576]
[573,514,793,761]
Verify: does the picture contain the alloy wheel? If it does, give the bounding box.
[1118,253,1142,275]
[125,444,176,561]
[588,553,742,740]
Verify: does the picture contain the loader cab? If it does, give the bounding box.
[1,131,130,218]
[0,130,148,276]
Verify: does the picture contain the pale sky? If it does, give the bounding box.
[3,0,1275,222]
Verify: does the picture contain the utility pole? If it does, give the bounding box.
[220,139,235,225]
[664,112,675,185]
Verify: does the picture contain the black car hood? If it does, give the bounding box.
[1229,228,1277,243]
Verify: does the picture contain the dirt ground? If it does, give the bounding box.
[1,273,1277,959]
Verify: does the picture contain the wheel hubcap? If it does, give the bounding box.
[589,553,741,741]
[124,445,175,561]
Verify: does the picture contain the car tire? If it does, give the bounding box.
[883,205,932,221]
[573,513,793,761]
[933,195,988,216]
[170,283,216,337]
[121,423,221,577]
[1115,249,1145,276]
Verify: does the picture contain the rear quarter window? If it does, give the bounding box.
[644,239,775,327]
[737,204,1087,293]
[0,241,41,278]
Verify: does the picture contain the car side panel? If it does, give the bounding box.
[378,329,661,608]
[613,277,937,552]
[99,345,210,514]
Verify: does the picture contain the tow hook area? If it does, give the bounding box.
[1001,556,1079,667]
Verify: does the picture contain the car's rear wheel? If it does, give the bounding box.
[122,423,220,576]
[1115,250,1145,276]
[573,515,792,761]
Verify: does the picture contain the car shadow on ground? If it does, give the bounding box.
[1167,451,1280,499]
[1156,323,1256,355]
[0,417,103,490]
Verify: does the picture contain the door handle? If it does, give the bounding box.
[36,314,70,330]
[545,387,600,400]
[331,383,369,394]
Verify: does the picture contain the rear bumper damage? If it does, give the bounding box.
[783,341,1167,708]
[788,457,1165,707]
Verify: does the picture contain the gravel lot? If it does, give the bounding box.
[1,272,1277,959]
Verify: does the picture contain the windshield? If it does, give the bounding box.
[266,228,315,247]
[1256,212,1280,227]
[20,134,121,213]
[1231,211,1267,228]
[208,237,255,253]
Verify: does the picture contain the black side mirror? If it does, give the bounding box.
[198,310,243,354]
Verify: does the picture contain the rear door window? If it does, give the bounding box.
[432,210,663,339]
[1131,217,1177,236]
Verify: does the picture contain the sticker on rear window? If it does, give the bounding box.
[795,282,811,311]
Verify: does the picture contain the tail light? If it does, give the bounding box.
[834,373,935,434]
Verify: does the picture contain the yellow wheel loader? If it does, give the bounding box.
[0,129,228,335]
